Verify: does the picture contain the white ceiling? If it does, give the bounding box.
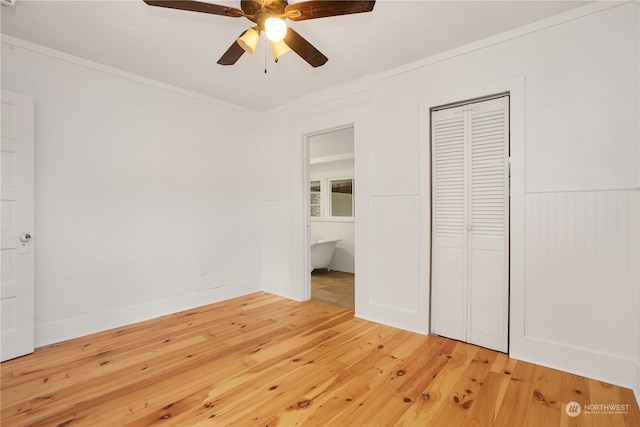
[1,0,591,111]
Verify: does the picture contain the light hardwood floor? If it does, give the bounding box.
[2,292,638,426]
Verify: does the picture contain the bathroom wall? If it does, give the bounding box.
[309,127,355,273]
[1,37,263,346]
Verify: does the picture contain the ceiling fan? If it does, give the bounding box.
[143,0,376,67]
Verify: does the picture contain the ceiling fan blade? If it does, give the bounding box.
[143,0,244,18]
[240,0,262,16]
[285,0,374,21]
[283,27,328,68]
[217,32,248,65]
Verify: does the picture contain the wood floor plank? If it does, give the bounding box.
[284,325,416,426]
[561,370,594,427]
[146,306,367,425]
[286,327,413,425]
[374,336,458,426]
[428,346,498,426]
[460,371,505,426]
[326,331,442,427]
[587,379,627,427]
[2,292,638,427]
[526,364,564,426]
[394,340,480,425]
[202,315,399,426]
[493,359,537,426]
[619,386,640,427]
[493,354,519,413]
[393,338,459,426]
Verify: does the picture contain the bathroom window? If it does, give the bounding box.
[328,178,354,220]
[310,180,322,219]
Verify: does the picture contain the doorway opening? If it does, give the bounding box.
[307,126,355,310]
[430,94,510,353]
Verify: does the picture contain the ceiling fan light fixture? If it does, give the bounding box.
[143,0,377,68]
[270,39,291,60]
[237,27,260,54]
[265,17,287,42]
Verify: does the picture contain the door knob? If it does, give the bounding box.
[20,233,31,243]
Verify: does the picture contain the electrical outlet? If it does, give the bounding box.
[198,264,207,276]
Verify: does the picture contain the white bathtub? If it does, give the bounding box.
[310,238,341,271]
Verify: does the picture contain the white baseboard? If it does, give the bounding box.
[362,303,430,336]
[636,361,640,407]
[35,280,260,347]
[511,335,637,397]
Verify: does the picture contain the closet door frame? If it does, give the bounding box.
[430,93,510,353]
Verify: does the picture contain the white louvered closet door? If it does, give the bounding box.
[431,96,509,353]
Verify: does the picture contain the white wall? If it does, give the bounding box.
[259,106,295,300]
[266,1,640,395]
[1,38,263,346]
[262,79,372,305]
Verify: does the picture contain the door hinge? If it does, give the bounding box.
[508,157,511,197]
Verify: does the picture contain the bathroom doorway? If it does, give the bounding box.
[307,127,355,310]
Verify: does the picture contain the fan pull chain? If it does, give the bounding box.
[264,37,268,74]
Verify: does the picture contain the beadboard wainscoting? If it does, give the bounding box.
[520,188,640,389]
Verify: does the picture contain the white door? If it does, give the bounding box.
[431,106,467,342]
[1,90,35,361]
[431,96,509,353]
